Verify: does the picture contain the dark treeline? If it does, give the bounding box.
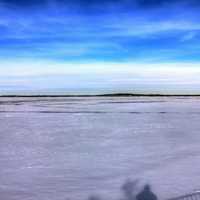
[1,94,200,97]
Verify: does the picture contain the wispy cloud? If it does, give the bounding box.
[181,32,197,42]
[1,9,200,63]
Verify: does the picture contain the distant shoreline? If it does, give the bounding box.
[1,93,200,97]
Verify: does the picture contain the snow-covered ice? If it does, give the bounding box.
[0,97,200,200]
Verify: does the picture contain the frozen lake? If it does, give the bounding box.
[0,96,200,200]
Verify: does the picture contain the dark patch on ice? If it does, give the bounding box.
[37,111,109,114]
[136,185,158,200]
[100,101,166,104]
[128,111,170,114]
[0,110,109,114]
[1,110,200,115]
[0,98,91,106]
[87,180,157,200]
[32,104,78,109]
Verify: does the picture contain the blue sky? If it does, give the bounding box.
[1,0,200,94]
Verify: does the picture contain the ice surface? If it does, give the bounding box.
[0,97,200,200]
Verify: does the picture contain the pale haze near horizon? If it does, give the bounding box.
[1,61,200,95]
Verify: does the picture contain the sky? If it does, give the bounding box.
[1,0,200,94]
